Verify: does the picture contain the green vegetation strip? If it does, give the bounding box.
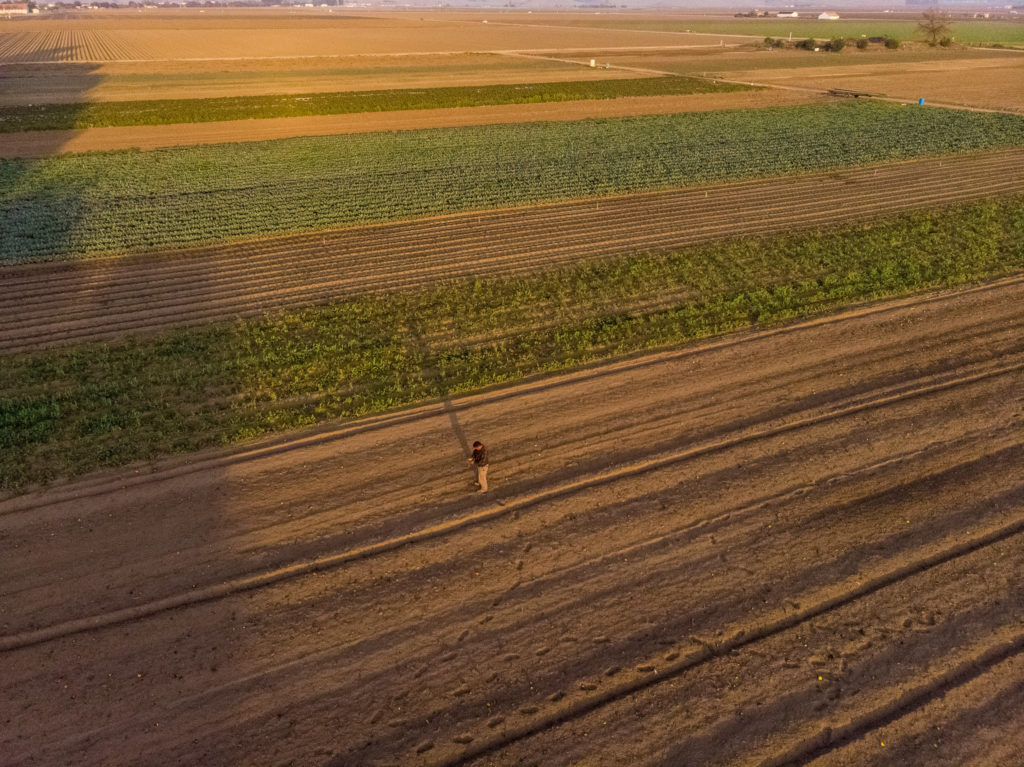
[2,196,1022,490]
[0,76,748,133]
[3,101,1024,264]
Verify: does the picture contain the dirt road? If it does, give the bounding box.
[4,147,1022,354]
[2,278,1022,766]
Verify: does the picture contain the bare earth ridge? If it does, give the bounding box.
[2,148,1022,353]
[2,278,1023,765]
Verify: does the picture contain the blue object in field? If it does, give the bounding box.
[918,97,925,105]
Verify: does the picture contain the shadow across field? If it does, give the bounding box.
[0,57,102,266]
[0,55,104,479]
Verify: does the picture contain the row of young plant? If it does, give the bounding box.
[3,101,1023,264]
[2,194,1021,491]
[0,76,749,133]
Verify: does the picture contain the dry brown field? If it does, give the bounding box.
[0,53,640,106]
[2,148,1020,353]
[0,9,743,63]
[726,56,1024,113]
[2,279,1023,765]
[591,47,1024,112]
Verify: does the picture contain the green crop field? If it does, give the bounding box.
[2,195,1021,490]
[3,101,1024,264]
[0,76,750,133]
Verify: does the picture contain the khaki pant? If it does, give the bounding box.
[476,464,489,492]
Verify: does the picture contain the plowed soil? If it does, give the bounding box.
[2,278,1022,766]
[3,148,1022,354]
[0,89,819,158]
[0,10,744,63]
[0,54,636,106]
[728,57,1024,114]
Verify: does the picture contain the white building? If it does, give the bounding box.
[818,11,840,20]
[0,2,30,14]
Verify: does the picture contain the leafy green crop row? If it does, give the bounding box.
[0,76,749,133]
[2,195,1021,490]
[2,101,1023,264]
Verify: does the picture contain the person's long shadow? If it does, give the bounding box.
[406,314,477,478]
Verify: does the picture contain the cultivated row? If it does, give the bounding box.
[2,149,1022,353]
[3,282,1022,765]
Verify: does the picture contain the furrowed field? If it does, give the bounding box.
[3,10,1024,767]
[2,195,1022,488]
[0,76,750,132]
[3,101,1024,263]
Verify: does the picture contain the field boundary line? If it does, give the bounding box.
[756,628,1024,767]
[2,357,1020,653]
[437,516,1024,766]
[2,274,1022,514]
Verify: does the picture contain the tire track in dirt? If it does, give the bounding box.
[758,629,1024,767]
[2,355,1019,653]
[2,149,1022,353]
[442,520,1024,767]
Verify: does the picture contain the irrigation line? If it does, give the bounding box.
[2,358,1020,653]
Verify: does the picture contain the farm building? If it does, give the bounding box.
[818,11,840,20]
[776,11,799,18]
[0,2,29,14]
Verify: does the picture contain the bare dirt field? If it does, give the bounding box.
[2,278,1022,766]
[0,10,744,63]
[0,53,640,106]
[591,47,1024,112]
[726,56,1024,113]
[2,148,1020,354]
[0,88,820,158]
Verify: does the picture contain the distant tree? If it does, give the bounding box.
[795,37,817,51]
[855,37,869,49]
[884,36,900,49]
[918,9,952,46]
[830,37,846,52]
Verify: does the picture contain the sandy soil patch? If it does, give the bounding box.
[0,88,821,158]
[2,279,1022,765]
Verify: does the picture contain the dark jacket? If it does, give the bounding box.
[472,445,488,466]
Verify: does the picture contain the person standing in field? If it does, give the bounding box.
[468,441,489,493]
